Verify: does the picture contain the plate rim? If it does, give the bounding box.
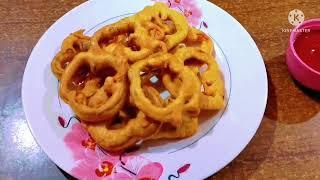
[200,0,268,178]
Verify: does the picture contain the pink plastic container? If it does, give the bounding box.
[286,18,320,91]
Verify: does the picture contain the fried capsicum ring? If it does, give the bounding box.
[59,51,128,122]
[128,53,200,127]
[135,2,189,50]
[90,3,189,63]
[163,47,225,110]
[90,18,165,63]
[51,30,90,80]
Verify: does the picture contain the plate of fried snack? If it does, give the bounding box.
[22,0,267,179]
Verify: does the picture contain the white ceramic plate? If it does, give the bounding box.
[22,0,267,179]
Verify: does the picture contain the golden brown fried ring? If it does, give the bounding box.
[83,86,164,152]
[60,51,128,122]
[90,3,188,63]
[163,47,225,110]
[128,53,200,127]
[91,18,153,62]
[91,16,166,63]
[50,2,226,150]
[136,2,189,50]
[51,30,90,80]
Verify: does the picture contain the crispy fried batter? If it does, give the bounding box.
[51,2,225,152]
[90,3,189,63]
[128,53,200,127]
[59,51,128,122]
[51,30,90,80]
[163,47,225,110]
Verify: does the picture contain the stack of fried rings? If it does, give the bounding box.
[51,2,225,152]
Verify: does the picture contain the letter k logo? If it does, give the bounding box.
[288,9,305,26]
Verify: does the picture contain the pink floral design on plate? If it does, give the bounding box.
[153,0,203,26]
[71,150,118,180]
[113,156,163,179]
[64,123,96,160]
[64,123,164,180]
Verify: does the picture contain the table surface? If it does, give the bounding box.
[0,0,319,179]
